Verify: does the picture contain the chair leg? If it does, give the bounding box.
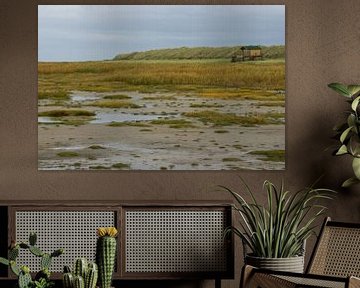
[240,265,296,288]
[240,265,255,288]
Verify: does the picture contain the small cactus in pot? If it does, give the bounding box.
[96,227,118,288]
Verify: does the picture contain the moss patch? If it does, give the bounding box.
[150,119,195,128]
[88,145,106,149]
[249,149,285,162]
[183,110,283,126]
[89,100,141,109]
[107,122,150,127]
[57,151,79,157]
[38,109,95,117]
[112,162,130,169]
[103,94,131,100]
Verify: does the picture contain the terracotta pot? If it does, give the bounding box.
[245,254,304,273]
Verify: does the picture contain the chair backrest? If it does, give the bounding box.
[307,217,360,277]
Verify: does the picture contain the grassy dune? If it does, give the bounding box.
[38,60,285,96]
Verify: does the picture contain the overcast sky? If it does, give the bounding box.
[38,5,285,62]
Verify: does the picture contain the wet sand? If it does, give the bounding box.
[38,91,285,170]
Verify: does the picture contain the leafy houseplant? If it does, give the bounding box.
[222,180,334,272]
[0,232,63,288]
[328,83,360,187]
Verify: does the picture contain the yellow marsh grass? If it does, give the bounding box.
[38,60,285,94]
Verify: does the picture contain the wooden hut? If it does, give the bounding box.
[231,46,263,62]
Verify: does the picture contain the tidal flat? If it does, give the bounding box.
[38,60,285,170]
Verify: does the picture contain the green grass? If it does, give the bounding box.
[256,101,285,107]
[38,109,95,117]
[88,145,106,149]
[150,119,195,128]
[38,59,285,94]
[142,95,176,100]
[249,149,285,162]
[222,157,241,162]
[197,88,285,101]
[38,90,70,100]
[89,165,110,170]
[88,100,141,109]
[112,162,130,169]
[107,121,150,127]
[190,103,224,108]
[183,110,284,126]
[57,151,79,157]
[103,94,131,100]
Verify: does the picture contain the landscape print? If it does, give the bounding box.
[38,5,285,170]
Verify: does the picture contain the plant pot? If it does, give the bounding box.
[245,254,304,273]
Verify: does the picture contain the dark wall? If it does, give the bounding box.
[1,0,360,287]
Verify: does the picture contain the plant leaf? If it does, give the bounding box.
[328,83,351,97]
[340,126,353,143]
[342,177,360,188]
[336,145,348,155]
[352,157,360,179]
[351,96,360,111]
[347,85,360,97]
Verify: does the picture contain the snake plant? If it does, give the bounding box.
[328,83,360,187]
[222,179,334,258]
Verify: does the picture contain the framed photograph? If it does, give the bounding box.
[38,5,285,171]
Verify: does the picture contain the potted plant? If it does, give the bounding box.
[328,83,360,187]
[222,179,334,273]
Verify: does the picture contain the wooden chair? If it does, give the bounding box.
[241,217,360,288]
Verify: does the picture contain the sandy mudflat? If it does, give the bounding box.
[38,91,285,170]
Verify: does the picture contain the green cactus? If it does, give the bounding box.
[96,227,118,288]
[41,253,52,270]
[18,269,32,288]
[0,232,63,288]
[73,275,85,288]
[29,232,37,246]
[63,259,98,288]
[29,245,44,257]
[9,246,19,260]
[0,257,9,266]
[63,272,74,288]
[74,258,88,279]
[85,263,98,288]
[10,260,20,276]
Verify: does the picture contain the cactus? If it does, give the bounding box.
[29,245,44,257]
[18,269,32,288]
[63,273,74,288]
[96,227,118,288]
[9,246,19,260]
[41,253,52,270]
[74,258,88,279]
[85,263,98,288]
[74,275,85,288]
[63,259,98,288]
[0,232,63,288]
[29,232,37,246]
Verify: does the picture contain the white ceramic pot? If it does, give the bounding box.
[245,254,305,273]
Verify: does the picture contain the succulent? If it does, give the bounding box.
[0,232,63,288]
[63,260,98,288]
[96,227,118,288]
